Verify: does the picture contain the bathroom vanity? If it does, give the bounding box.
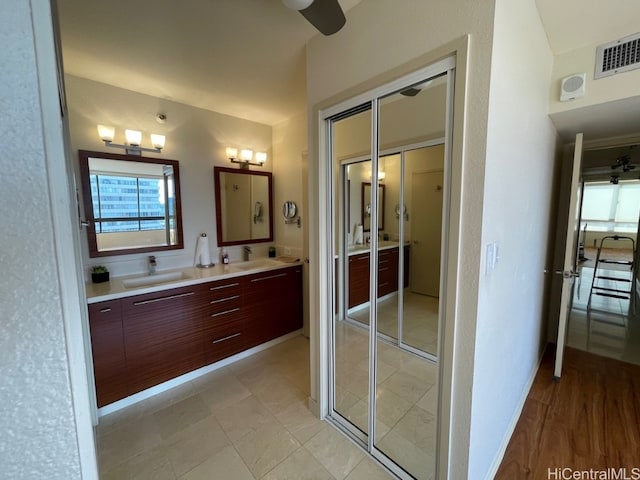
[347,243,410,309]
[86,261,302,407]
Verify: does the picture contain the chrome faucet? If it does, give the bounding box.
[148,255,157,275]
[243,246,252,261]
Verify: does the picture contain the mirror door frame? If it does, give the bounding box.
[317,55,458,479]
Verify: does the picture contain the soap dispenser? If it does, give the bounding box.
[221,248,229,265]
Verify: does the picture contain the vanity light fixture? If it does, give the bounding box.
[227,146,267,168]
[97,124,165,155]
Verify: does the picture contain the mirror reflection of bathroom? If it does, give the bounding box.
[330,68,450,479]
[342,146,444,357]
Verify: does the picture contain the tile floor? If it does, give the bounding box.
[349,291,439,355]
[96,335,395,479]
[333,320,438,480]
[567,263,640,366]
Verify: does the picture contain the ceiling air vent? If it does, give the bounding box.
[595,32,640,79]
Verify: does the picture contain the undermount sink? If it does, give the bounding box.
[230,259,280,271]
[122,271,190,288]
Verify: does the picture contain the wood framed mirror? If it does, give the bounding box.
[214,167,274,246]
[79,150,184,257]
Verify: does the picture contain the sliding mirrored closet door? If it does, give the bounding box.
[327,58,453,480]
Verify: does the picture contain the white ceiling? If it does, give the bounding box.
[58,0,639,131]
[535,0,640,54]
[57,0,361,126]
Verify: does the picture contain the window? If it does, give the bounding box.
[582,181,640,233]
[90,173,172,233]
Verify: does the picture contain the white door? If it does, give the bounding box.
[554,133,584,379]
[410,170,444,297]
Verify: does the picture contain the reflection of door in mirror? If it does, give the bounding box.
[79,150,184,257]
[214,167,273,246]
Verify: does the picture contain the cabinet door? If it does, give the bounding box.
[202,278,245,365]
[245,267,302,347]
[122,285,204,395]
[88,300,127,407]
[348,253,370,308]
[378,248,399,297]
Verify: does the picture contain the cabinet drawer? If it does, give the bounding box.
[203,292,242,316]
[203,317,245,364]
[205,279,242,301]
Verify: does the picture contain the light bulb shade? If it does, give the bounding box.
[97,124,115,142]
[378,171,386,180]
[226,147,238,159]
[255,152,267,164]
[125,129,142,146]
[150,134,165,149]
[240,149,253,162]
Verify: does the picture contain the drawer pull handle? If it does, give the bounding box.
[379,282,389,288]
[379,267,389,272]
[99,308,112,313]
[210,307,240,318]
[210,283,239,291]
[251,273,287,282]
[212,332,241,344]
[210,295,240,304]
[133,291,194,306]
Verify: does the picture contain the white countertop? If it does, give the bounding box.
[347,240,407,256]
[86,257,302,304]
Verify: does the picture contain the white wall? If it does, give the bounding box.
[470,0,559,477]
[0,1,85,478]
[306,1,496,477]
[65,75,274,276]
[272,111,307,259]
[549,37,640,116]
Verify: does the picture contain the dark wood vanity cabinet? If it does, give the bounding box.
[88,265,303,406]
[348,253,371,308]
[87,299,127,407]
[244,266,303,348]
[121,285,205,395]
[202,278,245,365]
[347,246,410,309]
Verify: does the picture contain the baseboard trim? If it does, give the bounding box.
[483,347,546,480]
[98,329,303,417]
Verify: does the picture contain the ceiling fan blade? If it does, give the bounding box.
[299,0,346,36]
[400,88,421,97]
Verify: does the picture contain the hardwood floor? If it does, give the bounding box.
[496,345,640,478]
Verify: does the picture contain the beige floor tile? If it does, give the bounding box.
[178,445,254,480]
[99,414,162,469]
[416,384,438,415]
[144,380,197,415]
[153,394,211,440]
[334,386,361,416]
[344,457,394,480]
[100,445,176,480]
[399,356,437,385]
[163,414,231,477]
[98,400,148,437]
[263,447,335,480]
[234,423,301,478]
[392,405,436,452]
[190,366,232,392]
[253,375,307,415]
[214,394,279,442]
[374,386,413,428]
[198,371,252,412]
[305,425,365,480]
[380,370,429,404]
[274,400,325,444]
[377,429,435,480]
